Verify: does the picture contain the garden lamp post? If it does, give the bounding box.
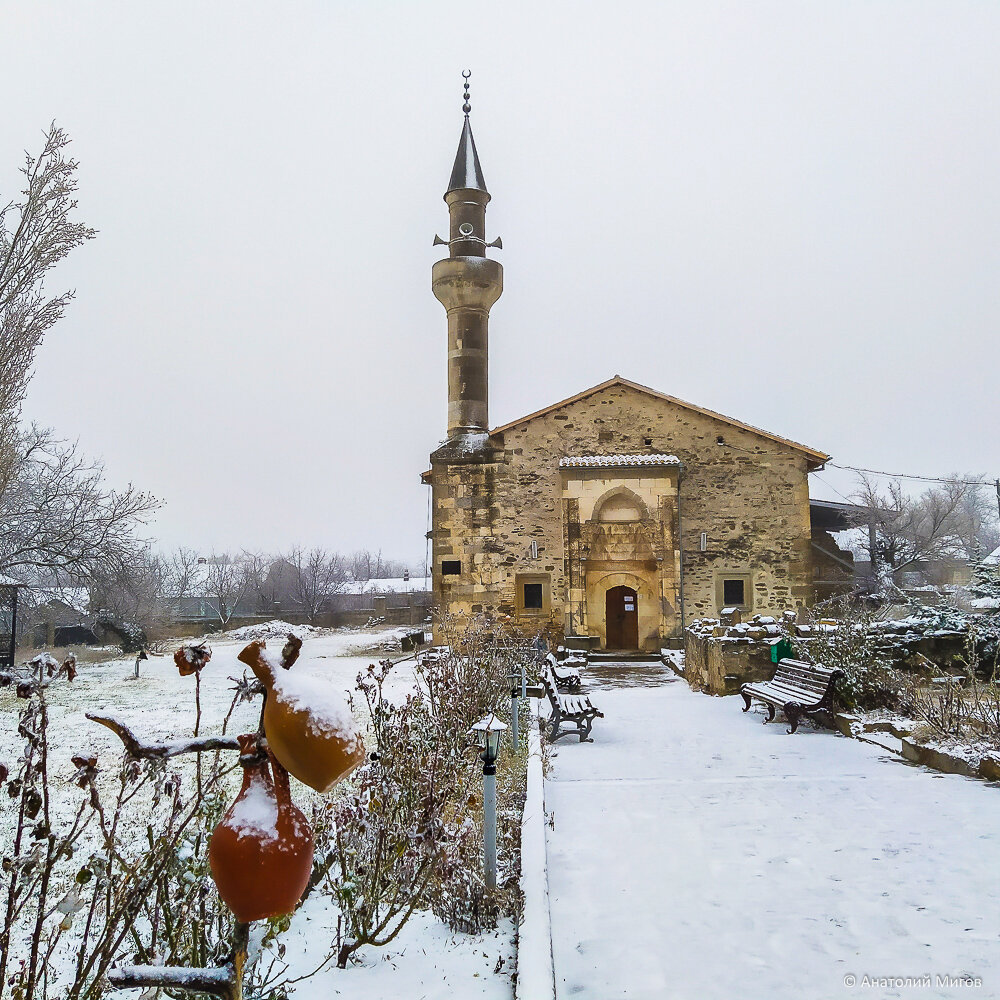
[508,667,521,750]
[470,713,508,890]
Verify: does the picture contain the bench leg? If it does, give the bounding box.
[548,714,571,743]
[763,703,775,724]
[741,691,752,712]
[785,705,801,734]
[578,715,594,743]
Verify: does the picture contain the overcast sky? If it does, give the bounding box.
[4,1,998,566]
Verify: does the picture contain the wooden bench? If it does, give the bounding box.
[740,658,843,734]
[540,664,603,742]
[545,652,581,691]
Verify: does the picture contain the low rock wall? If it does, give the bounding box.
[683,631,776,695]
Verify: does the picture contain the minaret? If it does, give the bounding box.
[432,72,503,445]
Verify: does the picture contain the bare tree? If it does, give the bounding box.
[89,545,169,636]
[0,426,158,582]
[0,124,96,443]
[951,479,1000,561]
[202,551,259,626]
[288,547,348,623]
[0,126,155,591]
[852,474,994,589]
[347,548,412,582]
[165,546,204,605]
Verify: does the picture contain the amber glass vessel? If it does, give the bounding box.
[239,640,366,794]
[209,736,314,922]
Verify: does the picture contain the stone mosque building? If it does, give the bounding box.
[423,91,841,652]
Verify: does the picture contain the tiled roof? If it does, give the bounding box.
[559,454,681,469]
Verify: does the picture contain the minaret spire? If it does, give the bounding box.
[431,71,504,443]
[448,71,488,193]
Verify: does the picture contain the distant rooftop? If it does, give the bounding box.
[559,454,681,469]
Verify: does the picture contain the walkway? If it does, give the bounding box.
[545,668,1000,999]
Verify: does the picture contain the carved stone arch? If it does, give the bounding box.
[592,570,655,601]
[592,486,650,524]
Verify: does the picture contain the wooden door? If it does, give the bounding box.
[605,586,639,649]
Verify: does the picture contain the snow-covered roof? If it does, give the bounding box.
[983,545,1000,568]
[559,454,681,469]
[339,576,432,595]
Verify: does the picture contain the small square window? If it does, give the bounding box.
[523,583,543,609]
[441,560,461,576]
[723,579,745,606]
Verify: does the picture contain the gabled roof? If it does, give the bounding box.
[490,375,830,469]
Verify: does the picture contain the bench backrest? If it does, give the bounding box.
[540,664,562,705]
[772,658,839,697]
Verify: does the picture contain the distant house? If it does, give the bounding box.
[809,499,858,602]
[29,588,96,646]
[326,576,433,618]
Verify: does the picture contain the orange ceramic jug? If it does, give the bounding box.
[209,736,314,922]
[238,638,365,794]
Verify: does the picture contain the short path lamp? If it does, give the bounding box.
[470,713,508,890]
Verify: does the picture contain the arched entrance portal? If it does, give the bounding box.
[605,586,639,650]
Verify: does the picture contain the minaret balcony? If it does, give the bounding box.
[432,256,503,312]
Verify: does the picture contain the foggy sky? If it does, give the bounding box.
[4,1,998,566]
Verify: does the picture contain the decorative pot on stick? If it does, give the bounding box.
[209,735,314,922]
[238,636,365,794]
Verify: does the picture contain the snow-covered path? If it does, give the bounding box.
[545,669,1000,1000]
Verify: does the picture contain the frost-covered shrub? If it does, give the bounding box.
[0,684,243,1000]
[801,605,901,711]
[326,616,532,964]
[327,659,479,967]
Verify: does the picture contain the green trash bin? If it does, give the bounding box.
[770,638,793,664]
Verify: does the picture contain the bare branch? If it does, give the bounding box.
[108,962,237,998]
[87,712,241,759]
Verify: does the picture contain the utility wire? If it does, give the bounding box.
[825,463,992,488]
[811,473,858,506]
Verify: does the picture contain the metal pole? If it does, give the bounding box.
[483,766,497,890]
[676,465,686,631]
[10,587,17,672]
[510,690,519,750]
[869,519,879,590]
[995,478,999,523]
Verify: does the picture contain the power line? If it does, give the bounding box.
[811,473,857,506]
[825,463,992,488]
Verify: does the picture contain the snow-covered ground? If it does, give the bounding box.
[0,627,418,776]
[0,626,515,1000]
[546,669,1000,1000]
